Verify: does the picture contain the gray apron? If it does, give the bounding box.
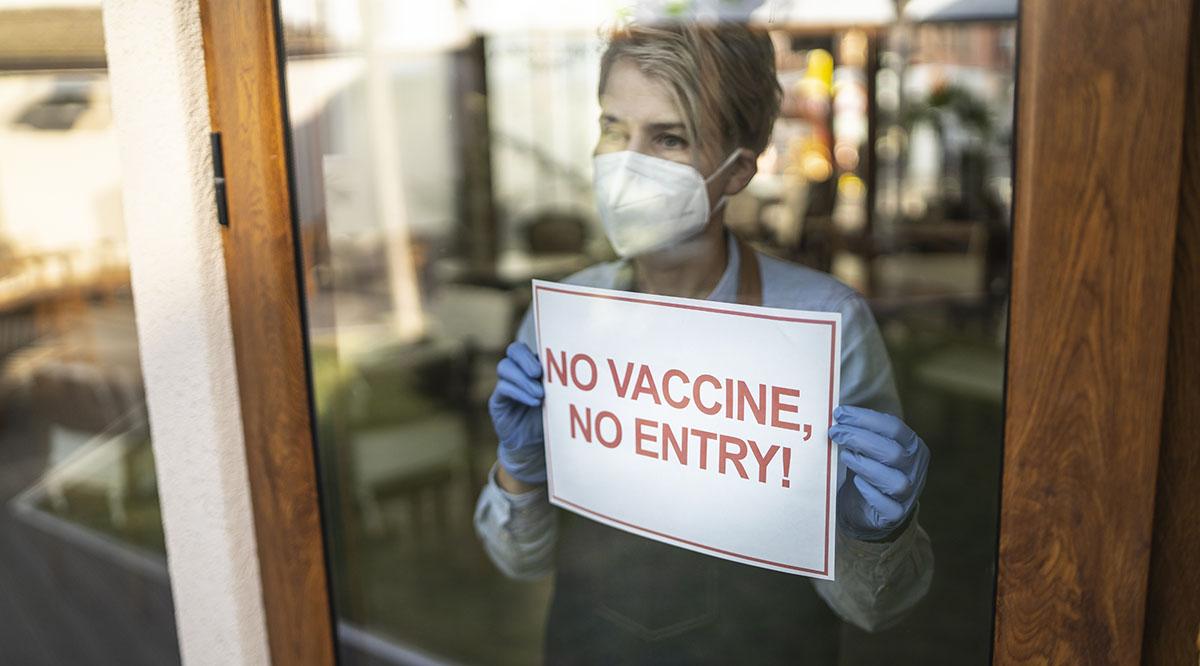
[543,237,840,664]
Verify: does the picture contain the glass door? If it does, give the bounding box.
[273,1,1018,663]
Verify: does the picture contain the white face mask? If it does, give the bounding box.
[593,150,741,258]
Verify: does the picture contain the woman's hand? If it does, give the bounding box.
[831,405,930,542]
[489,342,547,486]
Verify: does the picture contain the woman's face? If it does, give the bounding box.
[595,58,752,208]
[596,59,718,172]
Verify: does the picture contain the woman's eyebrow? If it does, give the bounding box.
[599,114,684,133]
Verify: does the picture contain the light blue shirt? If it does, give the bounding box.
[514,236,903,418]
[475,235,932,632]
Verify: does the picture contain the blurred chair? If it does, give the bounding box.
[432,283,515,353]
[341,283,512,550]
[27,356,146,530]
[430,283,514,499]
[354,414,466,547]
[522,209,588,256]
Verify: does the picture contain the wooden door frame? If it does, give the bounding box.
[197,1,336,664]
[993,0,1195,663]
[196,0,1197,664]
[1143,2,1200,661]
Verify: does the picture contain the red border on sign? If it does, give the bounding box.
[534,283,838,576]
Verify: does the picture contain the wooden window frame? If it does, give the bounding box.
[196,0,1198,663]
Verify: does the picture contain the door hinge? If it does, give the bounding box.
[210,131,230,227]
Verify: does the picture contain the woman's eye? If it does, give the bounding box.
[658,134,688,150]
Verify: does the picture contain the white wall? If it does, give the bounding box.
[101,1,271,664]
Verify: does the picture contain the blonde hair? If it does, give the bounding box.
[599,22,782,161]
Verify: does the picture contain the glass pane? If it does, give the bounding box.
[0,5,179,665]
[278,2,1015,663]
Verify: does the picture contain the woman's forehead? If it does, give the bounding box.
[599,60,682,126]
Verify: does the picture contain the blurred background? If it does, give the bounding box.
[0,0,1015,664]
[0,1,178,664]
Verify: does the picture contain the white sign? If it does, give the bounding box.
[533,280,842,579]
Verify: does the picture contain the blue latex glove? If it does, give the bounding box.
[488,342,547,485]
[830,405,930,541]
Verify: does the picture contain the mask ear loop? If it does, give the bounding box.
[703,149,746,184]
[704,148,747,217]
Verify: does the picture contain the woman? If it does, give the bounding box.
[474,22,932,664]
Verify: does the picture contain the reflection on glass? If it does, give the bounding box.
[0,4,178,665]
[279,1,1014,663]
